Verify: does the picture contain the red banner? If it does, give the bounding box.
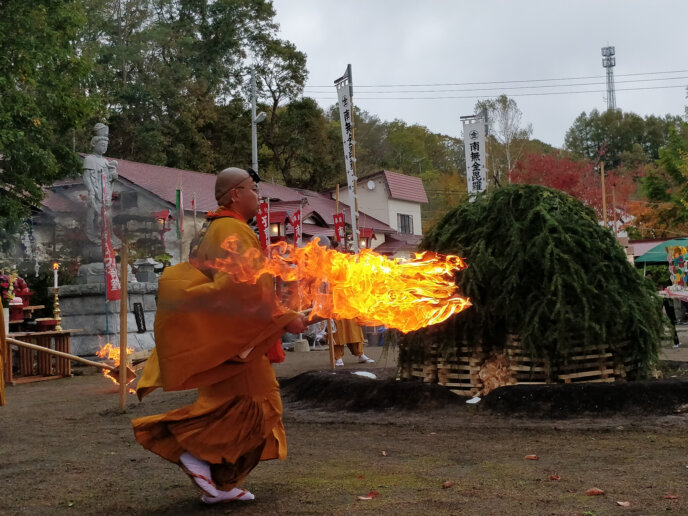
[333,213,346,244]
[287,210,302,247]
[289,210,302,248]
[101,173,121,301]
[257,201,269,251]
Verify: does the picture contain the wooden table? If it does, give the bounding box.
[23,304,45,318]
[6,305,46,327]
[4,329,80,385]
[659,288,688,302]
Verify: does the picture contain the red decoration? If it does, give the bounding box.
[101,173,121,301]
[333,213,346,243]
[257,202,269,251]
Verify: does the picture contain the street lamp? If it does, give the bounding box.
[251,66,267,173]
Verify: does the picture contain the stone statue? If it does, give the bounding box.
[83,123,119,244]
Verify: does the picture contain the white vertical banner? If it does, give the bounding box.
[335,64,359,252]
[462,118,488,199]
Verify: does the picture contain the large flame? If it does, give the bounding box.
[206,237,471,333]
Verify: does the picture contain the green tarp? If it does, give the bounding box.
[634,237,688,264]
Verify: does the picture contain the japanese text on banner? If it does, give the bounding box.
[462,119,487,198]
[333,213,346,244]
[290,210,302,248]
[100,173,121,300]
[335,66,359,252]
[256,201,269,251]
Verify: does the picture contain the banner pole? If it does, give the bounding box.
[101,172,109,337]
[118,241,129,412]
[335,65,359,252]
[327,319,335,370]
[349,72,360,252]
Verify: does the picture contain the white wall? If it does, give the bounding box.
[350,177,391,226]
[335,177,424,236]
[387,199,423,236]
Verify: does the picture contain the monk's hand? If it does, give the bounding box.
[284,314,308,334]
[307,314,327,325]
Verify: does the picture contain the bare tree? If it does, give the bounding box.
[475,95,533,185]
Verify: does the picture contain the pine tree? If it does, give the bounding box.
[417,184,663,376]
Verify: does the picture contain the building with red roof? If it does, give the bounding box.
[31,159,427,263]
[328,170,428,245]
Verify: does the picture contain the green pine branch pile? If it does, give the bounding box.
[415,184,663,377]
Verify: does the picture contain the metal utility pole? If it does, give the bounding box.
[251,66,267,173]
[600,161,607,228]
[601,46,616,111]
[412,157,424,175]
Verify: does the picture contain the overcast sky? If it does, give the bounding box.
[271,0,688,148]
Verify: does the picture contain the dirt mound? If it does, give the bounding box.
[280,370,464,411]
[482,379,688,418]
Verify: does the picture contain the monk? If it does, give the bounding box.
[332,319,375,367]
[131,167,309,504]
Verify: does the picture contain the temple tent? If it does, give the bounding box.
[635,237,688,265]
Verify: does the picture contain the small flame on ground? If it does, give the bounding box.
[96,342,134,366]
[97,342,135,393]
[205,237,471,333]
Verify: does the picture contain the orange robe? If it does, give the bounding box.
[333,319,365,359]
[131,215,299,490]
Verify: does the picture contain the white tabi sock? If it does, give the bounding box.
[201,487,255,504]
[179,452,218,497]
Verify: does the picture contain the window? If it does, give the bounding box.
[397,213,413,234]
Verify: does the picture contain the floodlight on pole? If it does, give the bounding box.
[601,46,616,111]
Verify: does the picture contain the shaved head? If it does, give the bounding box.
[214,167,260,220]
[215,167,250,204]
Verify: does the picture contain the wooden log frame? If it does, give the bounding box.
[506,335,618,385]
[435,344,484,396]
[401,335,637,395]
[504,339,551,384]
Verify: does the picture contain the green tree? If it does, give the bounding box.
[340,108,388,176]
[80,0,301,173]
[0,0,96,248]
[564,109,681,168]
[203,98,253,172]
[419,184,663,377]
[260,97,342,189]
[625,124,688,239]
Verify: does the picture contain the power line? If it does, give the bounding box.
[305,69,688,88]
[303,75,688,95]
[305,84,688,101]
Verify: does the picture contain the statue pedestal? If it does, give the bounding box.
[80,244,103,265]
[56,282,157,356]
[78,262,133,285]
[293,339,310,352]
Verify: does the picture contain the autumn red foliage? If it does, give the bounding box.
[511,153,638,223]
